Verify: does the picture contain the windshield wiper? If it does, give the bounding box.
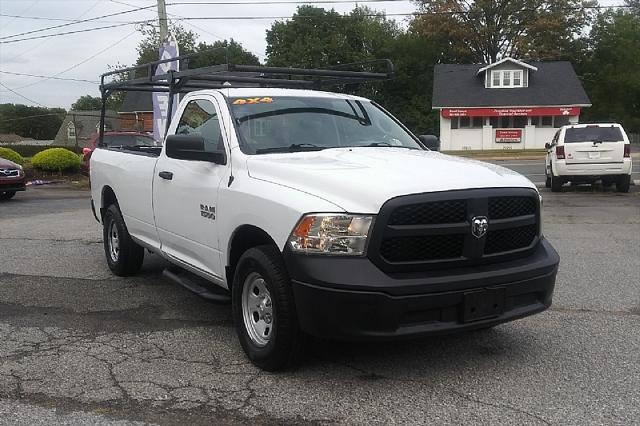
[255,143,331,154]
[357,142,419,150]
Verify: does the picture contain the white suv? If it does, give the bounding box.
[545,123,632,192]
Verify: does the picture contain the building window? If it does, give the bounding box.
[554,116,570,128]
[513,116,527,128]
[451,117,484,129]
[513,70,522,86]
[534,116,554,127]
[67,122,76,139]
[492,72,500,87]
[491,70,525,88]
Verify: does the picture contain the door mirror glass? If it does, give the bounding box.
[545,142,552,150]
[165,134,226,164]
[418,135,440,151]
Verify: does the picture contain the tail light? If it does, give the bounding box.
[624,144,631,158]
[556,146,565,159]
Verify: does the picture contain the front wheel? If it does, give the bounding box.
[0,191,16,201]
[232,245,303,371]
[103,204,144,276]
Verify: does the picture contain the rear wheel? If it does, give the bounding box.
[0,191,16,200]
[616,175,631,193]
[550,168,563,192]
[232,245,303,371]
[103,204,144,276]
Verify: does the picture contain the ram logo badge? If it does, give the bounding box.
[200,204,216,220]
[471,216,488,239]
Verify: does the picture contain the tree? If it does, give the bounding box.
[581,9,640,133]
[411,0,596,63]
[0,104,65,140]
[71,95,102,111]
[266,6,400,68]
[135,23,259,74]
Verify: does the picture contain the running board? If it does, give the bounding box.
[162,267,231,304]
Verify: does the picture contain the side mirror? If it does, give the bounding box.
[165,134,226,165]
[418,135,440,151]
[544,143,551,150]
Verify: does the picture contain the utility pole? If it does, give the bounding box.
[157,0,168,43]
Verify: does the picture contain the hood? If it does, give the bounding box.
[0,157,20,169]
[247,147,536,213]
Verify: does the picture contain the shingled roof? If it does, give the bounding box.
[432,61,591,109]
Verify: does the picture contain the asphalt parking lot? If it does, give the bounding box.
[0,180,639,425]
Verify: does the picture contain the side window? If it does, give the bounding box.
[176,99,223,152]
[552,131,559,145]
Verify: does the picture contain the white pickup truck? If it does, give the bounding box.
[91,87,560,370]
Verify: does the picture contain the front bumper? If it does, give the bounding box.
[284,239,559,340]
[0,178,26,192]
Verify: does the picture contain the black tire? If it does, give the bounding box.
[232,244,303,371]
[102,204,144,276]
[0,191,16,200]
[616,175,631,193]
[550,169,563,192]
[545,169,551,188]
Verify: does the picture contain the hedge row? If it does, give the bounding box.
[0,144,83,157]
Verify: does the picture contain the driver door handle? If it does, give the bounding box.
[159,171,173,180]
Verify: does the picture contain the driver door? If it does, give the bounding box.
[153,96,230,280]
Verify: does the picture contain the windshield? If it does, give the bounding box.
[103,134,158,147]
[229,96,422,154]
[564,127,624,143]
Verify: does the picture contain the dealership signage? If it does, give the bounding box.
[442,107,581,118]
[495,129,522,143]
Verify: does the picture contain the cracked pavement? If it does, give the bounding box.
[0,185,639,425]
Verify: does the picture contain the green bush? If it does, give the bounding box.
[0,147,25,165]
[0,144,83,157]
[32,148,81,172]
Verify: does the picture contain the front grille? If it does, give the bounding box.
[380,234,464,262]
[369,188,540,272]
[485,224,537,254]
[489,196,536,219]
[388,200,466,225]
[0,169,20,177]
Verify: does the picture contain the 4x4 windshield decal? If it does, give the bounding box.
[232,97,274,105]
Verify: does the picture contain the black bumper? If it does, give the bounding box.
[284,239,559,340]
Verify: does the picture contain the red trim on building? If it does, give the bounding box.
[441,107,581,118]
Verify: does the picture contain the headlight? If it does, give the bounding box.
[288,214,373,255]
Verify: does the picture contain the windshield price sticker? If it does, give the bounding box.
[232,97,274,105]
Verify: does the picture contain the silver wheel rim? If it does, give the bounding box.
[241,272,274,347]
[108,220,120,263]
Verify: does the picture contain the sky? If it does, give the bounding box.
[0,0,625,109]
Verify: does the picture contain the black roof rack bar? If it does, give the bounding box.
[99,48,394,146]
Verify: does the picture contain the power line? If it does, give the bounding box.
[0,4,157,41]
[0,21,150,44]
[2,0,102,66]
[15,30,138,90]
[0,71,98,84]
[0,13,136,24]
[0,81,48,107]
[169,0,410,3]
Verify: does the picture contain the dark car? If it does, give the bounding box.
[0,157,26,200]
[81,132,158,176]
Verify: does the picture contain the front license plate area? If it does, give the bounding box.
[463,288,506,323]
